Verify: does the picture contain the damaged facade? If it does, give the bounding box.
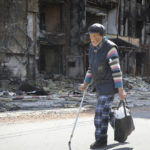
[0,0,150,85]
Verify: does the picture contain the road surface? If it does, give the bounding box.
[0,110,150,150]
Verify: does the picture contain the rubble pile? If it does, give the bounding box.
[0,75,89,112]
[115,75,150,107]
[0,75,150,112]
[123,75,150,92]
[36,75,75,95]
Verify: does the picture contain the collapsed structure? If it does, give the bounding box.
[0,0,150,85]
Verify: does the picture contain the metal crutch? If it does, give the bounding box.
[68,85,89,150]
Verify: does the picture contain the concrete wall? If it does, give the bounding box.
[67,0,86,77]
[27,0,39,80]
[0,0,39,81]
[0,0,28,80]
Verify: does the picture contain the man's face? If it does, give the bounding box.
[89,33,103,47]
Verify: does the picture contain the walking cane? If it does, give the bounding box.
[68,85,89,150]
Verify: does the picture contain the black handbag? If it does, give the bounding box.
[114,100,135,142]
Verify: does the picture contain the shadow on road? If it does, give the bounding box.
[106,142,130,150]
[91,142,133,150]
[112,148,133,150]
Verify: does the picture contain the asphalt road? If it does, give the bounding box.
[0,110,150,150]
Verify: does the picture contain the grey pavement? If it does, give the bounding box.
[0,110,150,150]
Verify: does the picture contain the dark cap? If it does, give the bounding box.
[88,23,105,36]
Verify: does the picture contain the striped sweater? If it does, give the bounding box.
[84,47,123,88]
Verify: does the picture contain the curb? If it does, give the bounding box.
[0,107,95,120]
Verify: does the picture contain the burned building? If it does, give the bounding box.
[0,0,150,85]
[116,0,150,77]
[84,0,150,77]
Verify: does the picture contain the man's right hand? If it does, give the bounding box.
[118,88,126,100]
[78,83,88,91]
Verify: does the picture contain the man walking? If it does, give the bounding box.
[78,23,126,149]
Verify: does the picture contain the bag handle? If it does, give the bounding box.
[117,100,127,116]
[122,101,127,116]
[118,97,128,107]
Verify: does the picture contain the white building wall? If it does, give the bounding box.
[103,8,118,35]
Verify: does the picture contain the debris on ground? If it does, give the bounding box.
[19,82,49,95]
[123,75,150,92]
[0,74,150,112]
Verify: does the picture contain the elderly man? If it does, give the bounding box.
[79,23,126,149]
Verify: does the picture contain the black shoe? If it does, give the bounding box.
[90,137,107,149]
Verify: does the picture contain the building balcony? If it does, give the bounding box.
[40,30,65,45]
[107,34,140,48]
[87,0,118,10]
